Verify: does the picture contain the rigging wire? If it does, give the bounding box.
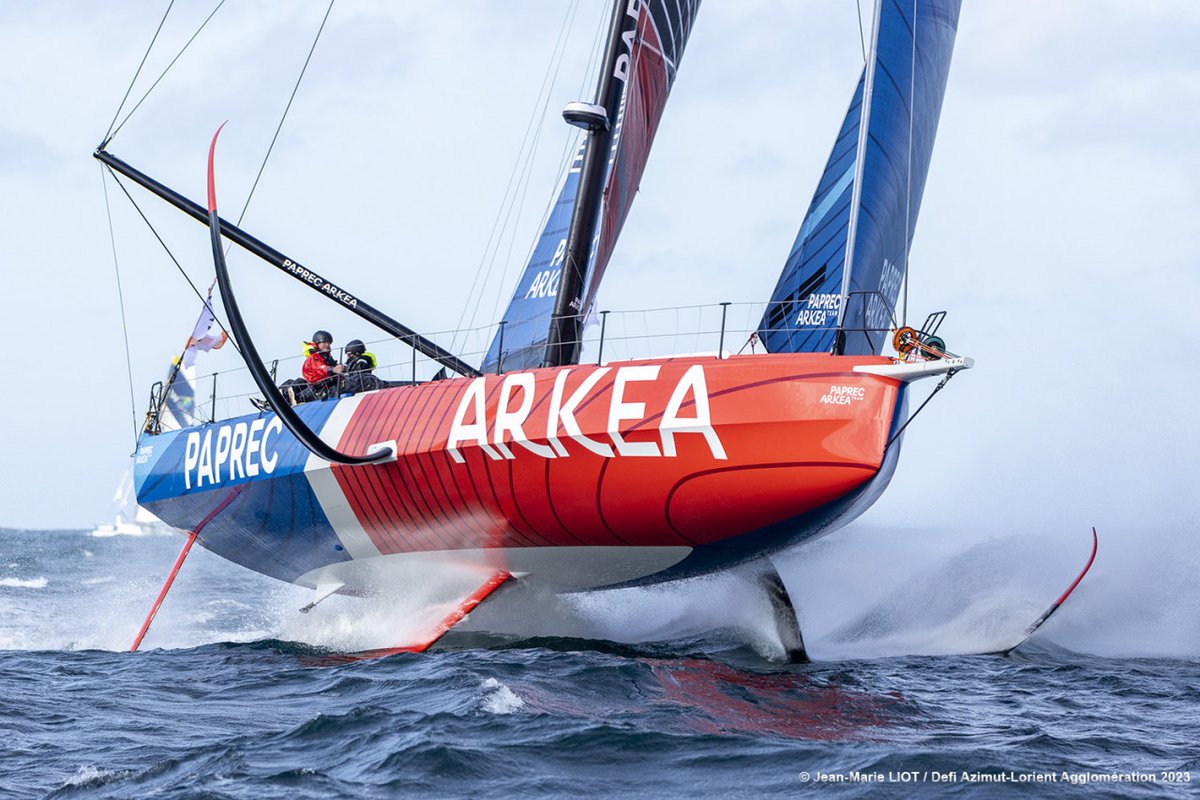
[448,0,582,352]
[461,0,581,342]
[106,0,228,145]
[578,0,610,99]
[479,0,603,334]
[234,0,336,228]
[102,0,332,386]
[103,0,175,146]
[886,368,957,449]
[104,167,242,360]
[100,167,143,449]
[480,0,586,331]
[855,0,867,61]
[480,0,607,338]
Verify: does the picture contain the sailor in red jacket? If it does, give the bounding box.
[302,330,344,399]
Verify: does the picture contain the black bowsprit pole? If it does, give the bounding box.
[94,147,480,379]
[205,124,392,467]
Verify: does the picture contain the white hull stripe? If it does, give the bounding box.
[303,394,382,560]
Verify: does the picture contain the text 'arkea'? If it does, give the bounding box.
[446,364,728,463]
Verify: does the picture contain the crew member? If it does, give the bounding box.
[342,338,382,393]
[302,329,344,399]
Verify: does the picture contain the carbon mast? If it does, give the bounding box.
[543,0,637,368]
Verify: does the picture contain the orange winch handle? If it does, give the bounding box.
[893,326,918,355]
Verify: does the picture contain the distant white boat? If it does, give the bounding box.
[91,467,172,538]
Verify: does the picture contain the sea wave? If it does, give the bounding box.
[479,677,525,714]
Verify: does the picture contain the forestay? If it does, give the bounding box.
[758,0,961,356]
[482,0,702,372]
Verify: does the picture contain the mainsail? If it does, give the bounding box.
[758,0,961,356]
[482,0,702,372]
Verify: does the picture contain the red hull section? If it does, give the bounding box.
[327,353,901,557]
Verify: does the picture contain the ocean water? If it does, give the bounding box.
[1,526,1197,798]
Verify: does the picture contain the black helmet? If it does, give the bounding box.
[311,330,333,344]
[345,339,366,356]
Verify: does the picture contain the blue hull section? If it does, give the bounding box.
[133,401,350,583]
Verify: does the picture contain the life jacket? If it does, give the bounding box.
[345,352,377,373]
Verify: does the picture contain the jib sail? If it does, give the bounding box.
[758,0,961,356]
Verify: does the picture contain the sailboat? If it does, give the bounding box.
[90,466,170,538]
[99,1,975,657]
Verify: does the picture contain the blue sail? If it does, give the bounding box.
[758,0,961,356]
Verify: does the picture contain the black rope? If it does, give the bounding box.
[108,0,228,144]
[100,167,142,449]
[105,167,243,359]
[234,0,336,228]
[886,368,958,449]
[103,0,175,146]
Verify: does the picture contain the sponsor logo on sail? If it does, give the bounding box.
[796,292,842,327]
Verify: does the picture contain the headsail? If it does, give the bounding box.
[758,0,961,356]
[482,0,702,372]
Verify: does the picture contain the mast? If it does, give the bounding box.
[543,0,636,368]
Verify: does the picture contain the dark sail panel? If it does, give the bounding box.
[759,0,961,355]
[583,0,702,314]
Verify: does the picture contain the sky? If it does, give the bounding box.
[0,0,1197,542]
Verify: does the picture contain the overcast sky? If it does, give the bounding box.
[0,0,1197,540]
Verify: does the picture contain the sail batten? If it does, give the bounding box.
[759,0,961,357]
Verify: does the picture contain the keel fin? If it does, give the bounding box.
[994,527,1098,656]
[760,568,809,664]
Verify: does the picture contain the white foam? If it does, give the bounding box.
[64,765,127,787]
[480,677,525,714]
[0,577,47,589]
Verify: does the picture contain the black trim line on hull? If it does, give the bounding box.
[206,125,392,466]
